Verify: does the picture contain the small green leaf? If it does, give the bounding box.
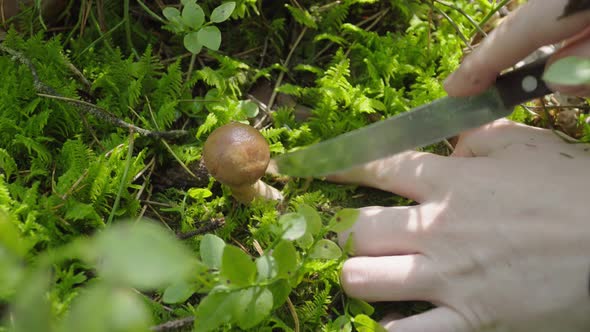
[194,291,237,332]
[239,100,259,118]
[279,212,307,241]
[272,240,298,278]
[183,31,203,54]
[256,254,277,281]
[353,314,387,332]
[193,261,215,293]
[210,2,236,23]
[297,204,322,236]
[162,280,195,304]
[333,315,352,332]
[285,4,317,29]
[268,279,291,309]
[9,269,52,332]
[188,188,212,200]
[162,7,180,20]
[348,298,375,316]
[328,208,359,233]
[182,2,205,29]
[221,245,256,286]
[110,288,153,331]
[0,210,28,257]
[309,239,342,259]
[197,26,222,51]
[0,250,24,299]
[90,222,195,289]
[233,287,273,329]
[200,234,225,269]
[61,285,152,332]
[543,56,590,86]
[295,231,314,249]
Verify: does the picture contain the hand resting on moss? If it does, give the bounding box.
[331,1,590,331]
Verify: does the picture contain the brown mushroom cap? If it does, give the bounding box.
[202,123,270,187]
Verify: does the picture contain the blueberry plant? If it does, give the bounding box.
[1,0,587,331]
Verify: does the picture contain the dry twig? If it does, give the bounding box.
[150,316,195,332]
[176,217,225,240]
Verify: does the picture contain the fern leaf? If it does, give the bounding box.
[297,287,331,325]
[0,175,14,206]
[286,4,318,29]
[13,134,52,165]
[0,149,17,180]
[55,139,93,196]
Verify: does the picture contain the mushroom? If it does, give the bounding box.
[202,122,283,204]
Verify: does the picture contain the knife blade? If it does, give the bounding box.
[272,56,552,177]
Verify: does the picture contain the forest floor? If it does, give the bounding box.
[0,1,588,331]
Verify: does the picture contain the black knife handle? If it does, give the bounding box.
[495,56,552,108]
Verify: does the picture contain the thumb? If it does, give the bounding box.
[443,0,590,97]
[544,26,590,97]
[380,307,472,332]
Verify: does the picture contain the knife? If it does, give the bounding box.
[272,56,552,177]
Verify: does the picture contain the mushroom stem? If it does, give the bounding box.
[230,180,283,204]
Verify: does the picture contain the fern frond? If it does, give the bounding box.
[13,134,52,166]
[55,139,93,196]
[321,2,350,32]
[0,175,14,207]
[0,149,18,180]
[297,286,331,325]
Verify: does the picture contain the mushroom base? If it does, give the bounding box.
[231,180,283,204]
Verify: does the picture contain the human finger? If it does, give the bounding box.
[451,119,558,157]
[444,0,590,97]
[326,151,458,202]
[380,307,470,332]
[338,204,437,256]
[341,255,441,302]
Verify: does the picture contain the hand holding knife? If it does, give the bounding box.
[272,56,552,178]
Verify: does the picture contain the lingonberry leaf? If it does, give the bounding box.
[297,204,322,236]
[200,234,225,269]
[268,279,291,309]
[543,56,590,86]
[181,2,205,30]
[197,26,222,51]
[233,287,273,329]
[194,291,237,332]
[278,212,307,241]
[327,208,359,233]
[210,2,236,23]
[221,245,256,287]
[162,7,180,21]
[272,240,298,278]
[256,254,277,281]
[162,280,195,304]
[309,239,342,260]
[183,31,202,54]
[90,222,194,289]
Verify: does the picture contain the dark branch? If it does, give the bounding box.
[150,316,195,332]
[176,217,225,240]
